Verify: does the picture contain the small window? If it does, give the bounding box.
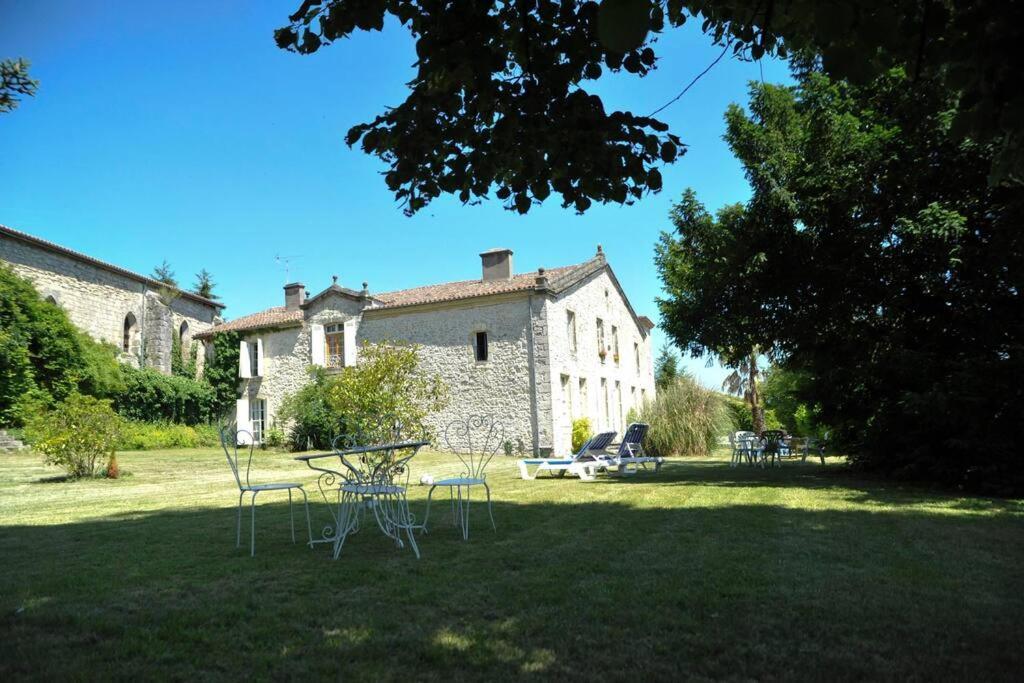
[122,312,137,353]
[596,318,605,361]
[249,339,260,377]
[579,378,588,415]
[250,398,267,444]
[325,323,345,368]
[566,310,577,353]
[612,325,619,364]
[601,378,610,428]
[475,331,488,362]
[634,342,640,374]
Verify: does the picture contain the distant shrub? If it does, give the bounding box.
[571,417,592,452]
[278,367,338,450]
[639,377,732,457]
[723,395,781,433]
[263,426,285,449]
[203,331,242,417]
[112,366,219,425]
[25,393,125,478]
[116,421,219,450]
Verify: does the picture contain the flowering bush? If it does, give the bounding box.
[25,393,125,478]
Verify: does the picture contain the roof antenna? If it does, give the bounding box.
[274,254,303,284]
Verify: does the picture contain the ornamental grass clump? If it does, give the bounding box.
[25,393,125,478]
[638,376,731,457]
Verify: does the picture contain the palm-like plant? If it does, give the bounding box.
[722,347,765,434]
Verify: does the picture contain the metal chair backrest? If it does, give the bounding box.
[617,423,649,456]
[761,429,786,454]
[221,425,255,490]
[443,415,505,480]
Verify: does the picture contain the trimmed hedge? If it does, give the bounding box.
[117,421,220,450]
[112,366,220,425]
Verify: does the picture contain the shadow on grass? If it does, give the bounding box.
[1,483,1022,680]
[598,459,1024,513]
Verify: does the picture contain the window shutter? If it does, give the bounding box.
[235,397,252,444]
[310,324,325,366]
[239,340,251,378]
[255,337,264,377]
[343,319,357,367]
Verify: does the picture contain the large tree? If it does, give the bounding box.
[656,66,1024,493]
[0,58,37,114]
[277,1,1024,214]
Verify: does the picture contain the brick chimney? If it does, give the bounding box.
[284,282,305,310]
[480,248,513,281]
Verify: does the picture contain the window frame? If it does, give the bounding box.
[596,318,606,362]
[324,323,345,369]
[249,398,267,444]
[474,330,489,363]
[249,338,261,377]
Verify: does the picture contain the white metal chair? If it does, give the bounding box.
[221,426,312,557]
[421,415,504,540]
[517,431,617,481]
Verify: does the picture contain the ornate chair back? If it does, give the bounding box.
[220,425,255,490]
[444,415,506,481]
[331,415,416,488]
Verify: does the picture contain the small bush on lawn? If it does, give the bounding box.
[116,421,220,450]
[639,377,731,457]
[571,417,592,452]
[25,393,125,478]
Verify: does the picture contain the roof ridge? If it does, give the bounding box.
[0,223,226,309]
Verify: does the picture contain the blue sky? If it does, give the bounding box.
[0,1,790,386]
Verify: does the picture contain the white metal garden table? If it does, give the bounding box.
[295,439,428,560]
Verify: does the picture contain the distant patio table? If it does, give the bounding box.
[295,439,429,559]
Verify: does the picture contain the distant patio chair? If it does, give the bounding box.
[760,430,786,467]
[221,426,312,557]
[730,431,757,467]
[516,431,617,481]
[421,415,505,540]
[605,423,663,474]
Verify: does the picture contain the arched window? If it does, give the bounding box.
[179,321,191,361]
[44,295,57,305]
[123,312,138,353]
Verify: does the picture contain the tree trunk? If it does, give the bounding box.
[748,351,765,434]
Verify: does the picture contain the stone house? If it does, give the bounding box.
[0,224,224,374]
[197,247,656,455]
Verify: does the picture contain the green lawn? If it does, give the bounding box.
[1,448,1022,680]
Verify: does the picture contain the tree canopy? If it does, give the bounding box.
[656,66,1023,494]
[277,1,1024,214]
[0,58,37,114]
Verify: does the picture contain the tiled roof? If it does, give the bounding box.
[0,224,226,309]
[194,306,303,338]
[371,258,602,310]
[196,255,617,337]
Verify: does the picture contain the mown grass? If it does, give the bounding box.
[1,448,1021,680]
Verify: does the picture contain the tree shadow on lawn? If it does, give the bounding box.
[1,491,1022,680]
[601,460,1024,514]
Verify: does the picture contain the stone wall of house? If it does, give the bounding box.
[360,296,538,454]
[544,268,657,455]
[0,231,220,374]
[240,293,366,438]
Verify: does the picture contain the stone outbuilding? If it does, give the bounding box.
[198,247,656,455]
[0,224,224,374]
